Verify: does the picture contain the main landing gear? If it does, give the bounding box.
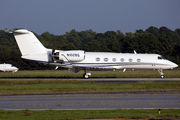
[158,69,164,79]
[83,70,91,79]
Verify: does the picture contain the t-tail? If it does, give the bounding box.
[13,29,47,56]
[13,29,49,62]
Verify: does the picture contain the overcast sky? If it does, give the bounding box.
[0,0,180,35]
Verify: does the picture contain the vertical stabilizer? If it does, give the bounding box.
[13,29,47,56]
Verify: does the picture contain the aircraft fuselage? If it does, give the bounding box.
[12,29,178,78]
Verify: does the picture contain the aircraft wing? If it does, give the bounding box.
[69,64,122,73]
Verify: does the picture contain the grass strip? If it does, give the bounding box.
[0,109,179,120]
[0,81,180,95]
[0,69,180,78]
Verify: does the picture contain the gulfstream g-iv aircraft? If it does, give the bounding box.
[12,29,178,78]
[0,63,18,73]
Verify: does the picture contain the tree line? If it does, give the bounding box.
[0,26,180,70]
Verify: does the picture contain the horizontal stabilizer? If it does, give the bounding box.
[13,29,29,34]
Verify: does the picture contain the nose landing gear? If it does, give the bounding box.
[158,69,164,78]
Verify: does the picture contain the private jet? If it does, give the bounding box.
[12,29,178,78]
[0,63,18,73]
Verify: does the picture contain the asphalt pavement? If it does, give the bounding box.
[1,94,180,110]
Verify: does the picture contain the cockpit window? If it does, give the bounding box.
[161,56,166,59]
[158,56,166,60]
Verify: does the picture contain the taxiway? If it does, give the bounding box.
[0,78,180,110]
[0,94,180,110]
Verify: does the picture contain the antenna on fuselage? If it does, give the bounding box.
[134,50,137,54]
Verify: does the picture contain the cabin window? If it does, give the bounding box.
[129,58,133,62]
[104,58,108,62]
[137,59,141,62]
[112,58,116,62]
[120,58,124,62]
[96,57,100,61]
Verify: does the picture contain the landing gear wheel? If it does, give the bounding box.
[160,75,164,79]
[158,69,164,79]
[83,70,91,79]
[83,74,90,79]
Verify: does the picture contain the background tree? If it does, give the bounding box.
[0,26,179,70]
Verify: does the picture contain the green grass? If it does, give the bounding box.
[0,109,179,120]
[0,70,180,119]
[0,68,180,78]
[0,80,180,95]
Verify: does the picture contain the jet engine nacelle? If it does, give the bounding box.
[55,50,85,62]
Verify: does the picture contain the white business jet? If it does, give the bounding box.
[12,29,178,78]
[0,63,18,73]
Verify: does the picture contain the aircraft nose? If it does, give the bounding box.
[174,63,178,68]
[15,68,18,72]
[171,62,178,69]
